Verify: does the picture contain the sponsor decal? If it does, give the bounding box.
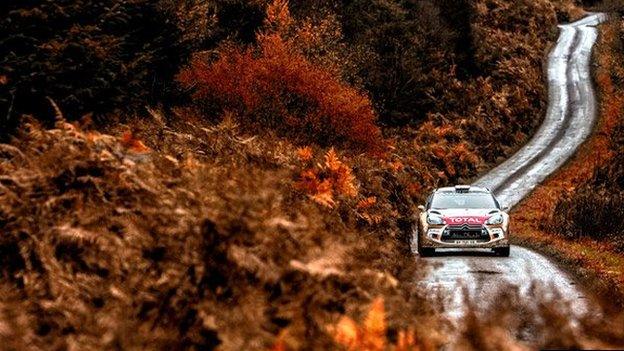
[443,216,488,225]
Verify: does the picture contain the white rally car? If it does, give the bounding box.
[416,185,510,257]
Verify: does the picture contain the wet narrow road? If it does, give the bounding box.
[416,13,607,321]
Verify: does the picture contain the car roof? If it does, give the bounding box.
[435,185,491,194]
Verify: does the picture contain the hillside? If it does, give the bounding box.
[1,0,621,349]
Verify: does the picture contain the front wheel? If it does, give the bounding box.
[494,247,510,257]
[416,230,435,257]
[419,247,435,257]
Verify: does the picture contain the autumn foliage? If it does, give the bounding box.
[177,1,384,153]
[0,115,435,350]
[4,0,622,349]
[328,297,434,351]
[295,147,358,208]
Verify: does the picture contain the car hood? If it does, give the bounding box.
[429,208,499,225]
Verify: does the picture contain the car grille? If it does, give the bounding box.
[441,225,490,242]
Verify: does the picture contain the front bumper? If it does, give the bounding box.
[420,225,509,249]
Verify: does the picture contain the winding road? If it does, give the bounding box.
[415,13,607,322]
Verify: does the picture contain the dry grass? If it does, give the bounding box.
[454,283,624,350]
[0,112,438,350]
[551,0,588,21]
[320,281,624,350]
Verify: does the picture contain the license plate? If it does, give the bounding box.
[454,240,479,244]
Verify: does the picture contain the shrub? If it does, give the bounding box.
[178,1,385,153]
[0,0,269,138]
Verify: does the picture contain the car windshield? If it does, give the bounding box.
[430,192,498,209]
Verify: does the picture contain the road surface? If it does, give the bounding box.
[415,13,607,322]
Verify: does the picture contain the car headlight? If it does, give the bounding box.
[486,213,504,225]
[427,214,444,225]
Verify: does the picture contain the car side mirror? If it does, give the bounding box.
[418,205,426,212]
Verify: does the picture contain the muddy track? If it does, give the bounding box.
[416,13,607,322]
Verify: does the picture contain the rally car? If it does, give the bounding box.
[416,185,510,257]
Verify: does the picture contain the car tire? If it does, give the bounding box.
[494,247,510,257]
[420,248,435,257]
[417,231,435,257]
